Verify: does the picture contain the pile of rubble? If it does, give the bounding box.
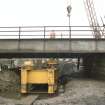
[0,70,20,98]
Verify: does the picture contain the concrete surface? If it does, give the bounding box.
[0,39,105,53]
[83,56,105,80]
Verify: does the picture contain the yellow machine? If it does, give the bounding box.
[21,59,58,94]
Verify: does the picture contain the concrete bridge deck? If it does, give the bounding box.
[0,38,105,58]
[0,39,105,52]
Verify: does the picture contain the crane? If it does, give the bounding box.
[83,0,104,38]
[101,16,105,37]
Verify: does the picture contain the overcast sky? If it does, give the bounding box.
[0,0,104,26]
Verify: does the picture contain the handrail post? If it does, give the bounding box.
[69,26,72,51]
[18,27,21,51]
[43,26,46,52]
[44,26,46,39]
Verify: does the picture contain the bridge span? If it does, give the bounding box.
[0,38,105,58]
[0,26,104,58]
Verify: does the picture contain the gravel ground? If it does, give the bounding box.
[34,79,105,105]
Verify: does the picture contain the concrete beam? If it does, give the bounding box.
[0,39,105,53]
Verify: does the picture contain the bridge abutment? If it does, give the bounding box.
[83,56,105,79]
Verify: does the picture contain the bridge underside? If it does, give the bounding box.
[0,52,104,58]
[0,39,105,58]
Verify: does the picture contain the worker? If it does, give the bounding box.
[49,30,56,38]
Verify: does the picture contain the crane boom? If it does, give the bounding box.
[83,0,102,38]
[101,17,105,37]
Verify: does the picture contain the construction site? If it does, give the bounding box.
[0,0,105,105]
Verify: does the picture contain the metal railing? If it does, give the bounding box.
[0,26,104,39]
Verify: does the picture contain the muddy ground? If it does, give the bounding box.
[33,78,105,105]
[0,78,105,105]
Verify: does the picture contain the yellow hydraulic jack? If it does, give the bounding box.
[21,60,58,94]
